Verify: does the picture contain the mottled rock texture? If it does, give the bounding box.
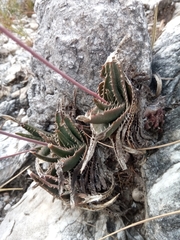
[0,121,31,185]
[0,184,126,240]
[27,0,151,127]
[0,0,152,239]
[1,0,179,239]
[0,16,37,185]
[144,4,180,239]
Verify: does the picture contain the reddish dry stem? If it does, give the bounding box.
[0,130,47,146]
[0,25,106,103]
[0,148,35,160]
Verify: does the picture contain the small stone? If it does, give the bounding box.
[0,100,16,115]
[0,48,9,59]
[3,42,19,55]
[0,35,9,45]
[29,22,39,30]
[132,188,144,202]
[20,17,29,25]
[31,14,37,19]
[3,120,18,128]
[21,115,29,123]
[0,85,11,98]
[19,86,28,104]
[12,19,20,25]
[18,108,26,117]
[11,89,21,98]
[24,28,34,35]
[4,203,11,211]
[4,64,21,85]
[24,38,33,47]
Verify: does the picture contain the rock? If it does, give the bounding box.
[0,0,151,239]
[27,0,151,127]
[0,34,9,45]
[20,17,29,25]
[1,0,179,239]
[11,86,28,105]
[0,3,38,223]
[29,22,39,30]
[0,184,126,240]
[31,13,37,19]
[0,100,17,116]
[0,48,9,62]
[24,27,34,35]
[144,3,180,240]
[132,188,144,203]
[3,203,11,212]
[21,115,29,123]
[18,108,26,117]
[2,42,19,55]
[0,120,31,185]
[4,64,22,84]
[0,85,11,98]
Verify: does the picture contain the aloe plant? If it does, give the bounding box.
[0,25,165,211]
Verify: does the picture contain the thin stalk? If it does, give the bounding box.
[0,130,47,146]
[138,139,180,151]
[0,188,23,192]
[0,148,36,161]
[0,25,106,103]
[0,166,30,189]
[99,209,180,240]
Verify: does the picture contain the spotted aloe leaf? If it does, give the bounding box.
[31,151,58,163]
[77,59,135,172]
[0,57,139,209]
[48,143,77,158]
[77,103,125,124]
[77,60,133,136]
[0,115,45,141]
[56,128,74,147]
[30,146,57,163]
[63,116,85,144]
[1,111,87,174]
[61,144,86,172]
[55,111,84,147]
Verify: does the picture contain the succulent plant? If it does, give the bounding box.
[77,58,140,172]
[0,26,165,211]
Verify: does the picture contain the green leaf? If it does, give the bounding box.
[61,144,86,172]
[78,103,125,124]
[31,151,58,163]
[48,143,77,158]
[63,116,84,144]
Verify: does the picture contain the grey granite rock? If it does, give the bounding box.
[0,13,38,185]
[2,1,179,240]
[144,3,180,239]
[0,184,126,240]
[28,0,151,127]
[0,120,31,185]
[0,0,152,239]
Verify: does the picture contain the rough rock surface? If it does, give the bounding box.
[0,0,180,240]
[0,12,38,220]
[0,184,126,240]
[144,3,180,240]
[27,0,151,128]
[0,0,151,239]
[0,121,31,185]
[0,14,38,185]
